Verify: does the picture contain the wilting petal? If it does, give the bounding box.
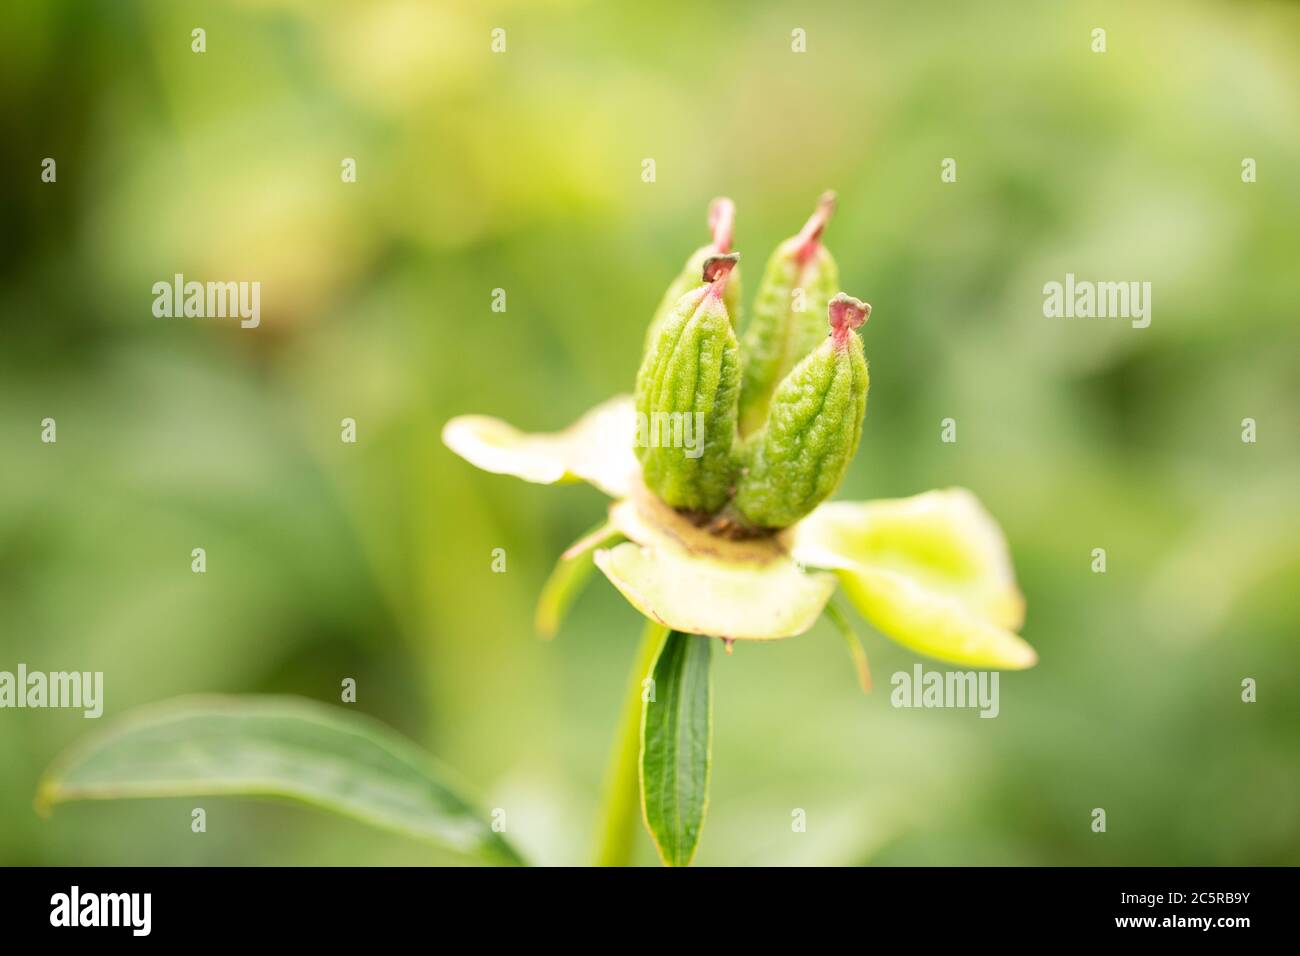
[594,484,836,640]
[442,395,638,498]
[791,489,1036,669]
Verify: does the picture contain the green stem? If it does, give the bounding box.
[592,620,668,866]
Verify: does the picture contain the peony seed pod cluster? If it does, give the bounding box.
[634,193,870,532]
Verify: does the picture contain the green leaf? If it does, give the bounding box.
[534,521,624,638]
[36,695,524,866]
[640,632,713,866]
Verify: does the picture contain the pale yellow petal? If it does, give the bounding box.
[442,395,638,498]
[594,482,835,640]
[792,489,1035,669]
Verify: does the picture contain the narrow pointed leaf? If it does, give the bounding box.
[535,521,625,638]
[640,632,712,866]
[823,600,871,693]
[36,695,524,865]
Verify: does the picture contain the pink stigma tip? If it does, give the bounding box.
[794,191,837,263]
[702,252,740,296]
[708,197,736,253]
[829,293,870,343]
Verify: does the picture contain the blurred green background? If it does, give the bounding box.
[2,0,1298,866]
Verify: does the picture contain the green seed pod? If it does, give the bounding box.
[732,294,870,530]
[643,198,742,352]
[634,254,742,513]
[736,192,840,437]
